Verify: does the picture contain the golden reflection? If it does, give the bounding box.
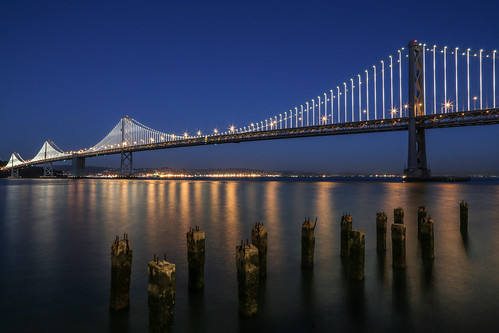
[179,181,191,229]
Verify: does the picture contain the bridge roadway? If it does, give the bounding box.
[9,108,499,169]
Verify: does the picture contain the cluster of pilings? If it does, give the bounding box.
[234,222,268,316]
[339,214,365,280]
[108,201,469,328]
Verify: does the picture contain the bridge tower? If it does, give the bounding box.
[405,40,431,179]
[120,116,133,177]
[43,143,53,177]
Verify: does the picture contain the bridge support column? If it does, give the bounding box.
[10,168,19,178]
[405,40,431,180]
[121,151,133,177]
[43,161,53,177]
[71,155,86,177]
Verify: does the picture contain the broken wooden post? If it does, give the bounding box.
[301,218,316,268]
[187,226,205,290]
[110,233,132,311]
[391,224,406,268]
[349,229,365,280]
[417,206,427,239]
[460,201,468,233]
[236,241,259,316]
[376,212,387,252]
[340,214,352,258]
[148,254,176,333]
[420,217,435,260]
[394,207,404,224]
[251,222,268,278]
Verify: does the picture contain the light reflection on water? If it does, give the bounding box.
[0,178,498,332]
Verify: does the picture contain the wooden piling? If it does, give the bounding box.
[148,255,176,333]
[110,234,132,311]
[186,226,205,290]
[236,242,259,316]
[349,229,365,280]
[376,212,387,252]
[301,218,316,268]
[391,224,406,268]
[340,214,353,258]
[460,201,468,233]
[251,222,268,278]
[417,206,427,239]
[420,217,435,260]
[394,207,404,224]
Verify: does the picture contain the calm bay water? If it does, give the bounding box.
[0,178,498,332]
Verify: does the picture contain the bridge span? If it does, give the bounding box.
[2,41,499,179]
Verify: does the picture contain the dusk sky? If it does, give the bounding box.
[1,0,498,174]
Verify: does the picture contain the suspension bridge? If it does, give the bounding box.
[2,41,498,179]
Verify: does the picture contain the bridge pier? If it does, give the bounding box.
[405,40,431,180]
[71,155,86,177]
[120,151,133,177]
[10,168,19,178]
[43,161,54,177]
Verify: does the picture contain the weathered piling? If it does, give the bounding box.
[301,218,316,268]
[110,233,132,311]
[376,212,387,252]
[394,207,404,224]
[391,224,407,268]
[236,241,259,316]
[148,255,176,333]
[349,229,365,280]
[420,217,435,260]
[251,222,268,278]
[417,206,428,239]
[460,201,468,233]
[340,214,353,258]
[186,226,205,290]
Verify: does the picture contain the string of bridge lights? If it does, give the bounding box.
[4,42,498,169]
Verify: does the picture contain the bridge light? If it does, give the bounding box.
[197,131,201,136]
[214,128,218,134]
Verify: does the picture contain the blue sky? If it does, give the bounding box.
[1,0,498,174]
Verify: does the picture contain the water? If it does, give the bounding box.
[0,178,498,332]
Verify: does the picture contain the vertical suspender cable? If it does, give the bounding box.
[433,45,436,114]
[467,49,470,110]
[423,45,426,115]
[390,55,393,117]
[398,50,402,116]
[351,80,354,122]
[382,61,385,119]
[344,83,347,122]
[358,75,361,121]
[455,47,459,112]
[366,70,369,120]
[494,51,496,108]
[374,66,377,120]
[444,46,447,113]
[480,49,483,109]
[337,86,340,122]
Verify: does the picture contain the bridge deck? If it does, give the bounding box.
[3,109,498,170]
